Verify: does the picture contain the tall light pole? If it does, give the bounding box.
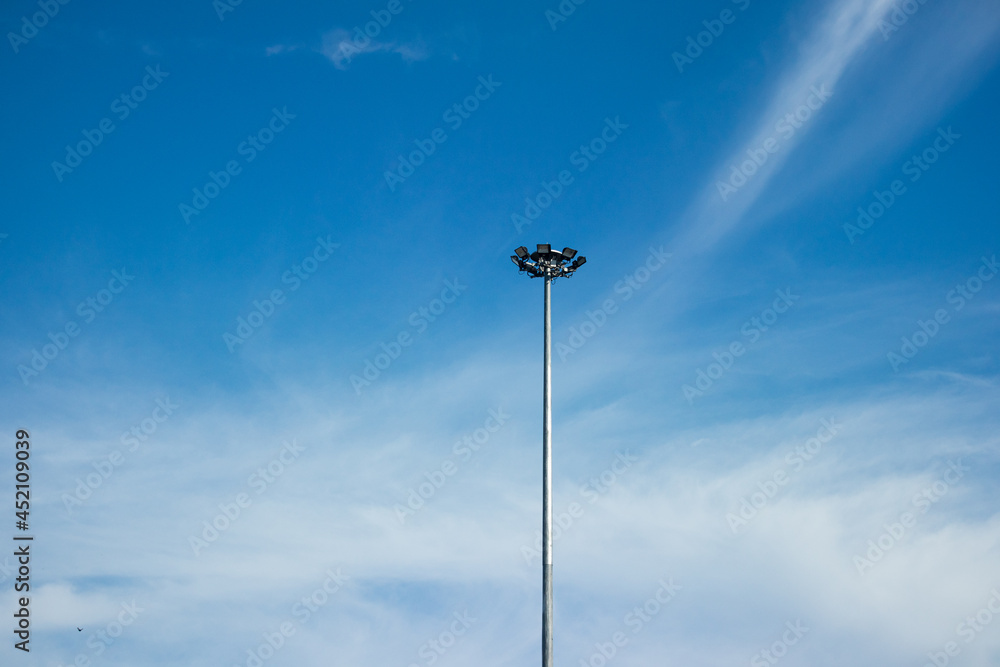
[510,243,587,667]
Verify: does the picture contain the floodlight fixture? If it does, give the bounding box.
[510,242,586,281]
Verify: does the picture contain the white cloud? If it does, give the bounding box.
[671,0,897,255]
[265,43,301,57]
[670,0,1000,257]
[25,347,1000,663]
[264,29,429,70]
[319,28,429,69]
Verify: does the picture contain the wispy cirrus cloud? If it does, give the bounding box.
[671,0,1000,256]
[15,355,1000,665]
[266,29,430,70]
[672,0,898,255]
[319,28,429,69]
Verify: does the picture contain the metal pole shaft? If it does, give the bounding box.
[542,273,553,667]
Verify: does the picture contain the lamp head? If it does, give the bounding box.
[511,244,584,279]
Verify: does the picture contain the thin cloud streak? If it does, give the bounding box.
[264,29,430,70]
[319,28,429,70]
[671,0,897,255]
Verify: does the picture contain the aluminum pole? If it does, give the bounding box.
[542,273,553,667]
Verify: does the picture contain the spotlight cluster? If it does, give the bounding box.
[510,244,587,279]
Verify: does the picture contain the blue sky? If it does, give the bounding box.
[2,0,1000,664]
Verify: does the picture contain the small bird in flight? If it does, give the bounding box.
[77,627,82,632]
